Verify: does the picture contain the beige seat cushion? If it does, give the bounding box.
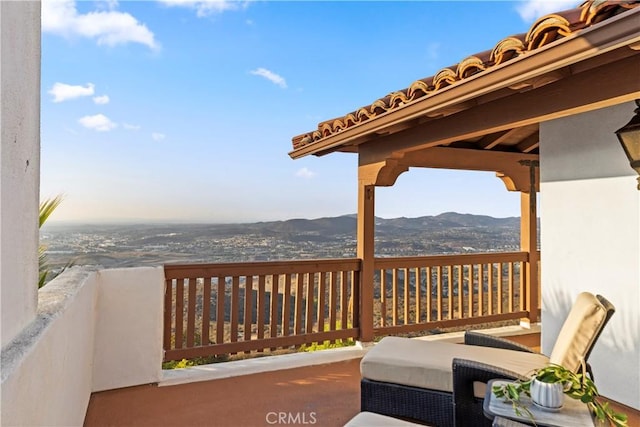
[344,412,428,427]
[361,336,549,393]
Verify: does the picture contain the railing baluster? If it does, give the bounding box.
[392,269,399,325]
[231,276,240,347]
[329,271,338,332]
[404,268,410,325]
[175,278,184,349]
[519,261,525,312]
[497,263,503,314]
[457,265,463,319]
[488,263,494,315]
[202,277,211,346]
[380,269,387,327]
[216,276,225,345]
[447,265,453,320]
[244,276,253,350]
[257,275,266,344]
[415,267,421,323]
[478,264,484,317]
[317,272,326,334]
[270,274,279,343]
[436,266,443,321]
[426,266,432,322]
[468,265,474,318]
[295,273,304,335]
[306,273,315,334]
[509,262,514,312]
[282,274,292,337]
[352,269,360,330]
[186,278,196,348]
[341,271,348,329]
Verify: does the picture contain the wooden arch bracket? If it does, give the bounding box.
[358,159,409,186]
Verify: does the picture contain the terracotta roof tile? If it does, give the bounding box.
[291,0,639,151]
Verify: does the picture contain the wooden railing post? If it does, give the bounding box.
[357,181,375,342]
[520,160,539,325]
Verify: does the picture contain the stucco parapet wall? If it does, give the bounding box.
[0,266,99,383]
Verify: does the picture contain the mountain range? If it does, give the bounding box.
[41,212,524,269]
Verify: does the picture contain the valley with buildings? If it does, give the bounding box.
[41,212,523,271]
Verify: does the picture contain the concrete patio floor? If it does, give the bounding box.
[84,331,639,427]
[85,358,361,427]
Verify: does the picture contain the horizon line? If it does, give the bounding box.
[43,211,524,227]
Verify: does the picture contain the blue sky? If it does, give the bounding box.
[41,0,572,223]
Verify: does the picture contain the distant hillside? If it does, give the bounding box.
[253,215,357,236]
[41,212,525,269]
[249,212,519,236]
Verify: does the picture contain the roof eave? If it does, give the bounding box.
[289,7,640,160]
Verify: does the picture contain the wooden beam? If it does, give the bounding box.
[395,147,538,171]
[478,129,516,150]
[516,133,540,153]
[358,145,540,192]
[520,162,539,324]
[356,179,375,342]
[360,54,640,161]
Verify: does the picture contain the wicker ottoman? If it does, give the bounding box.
[360,337,547,427]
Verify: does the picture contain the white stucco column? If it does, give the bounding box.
[540,101,640,409]
[0,1,41,347]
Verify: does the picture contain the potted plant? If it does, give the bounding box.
[492,363,628,426]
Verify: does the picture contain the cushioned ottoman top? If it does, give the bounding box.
[360,336,548,393]
[344,412,427,427]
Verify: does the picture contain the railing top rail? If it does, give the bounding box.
[164,258,361,279]
[374,251,528,269]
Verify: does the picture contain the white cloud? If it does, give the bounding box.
[295,167,316,179]
[516,0,579,22]
[42,0,159,50]
[123,123,141,130]
[96,0,119,11]
[93,95,110,105]
[158,0,247,17]
[250,68,287,89]
[78,114,117,131]
[152,132,166,141]
[48,82,95,102]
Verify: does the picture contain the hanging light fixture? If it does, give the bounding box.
[615,100,640,190]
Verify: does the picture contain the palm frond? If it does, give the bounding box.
[39,195,65,287]
[39,195,64,228]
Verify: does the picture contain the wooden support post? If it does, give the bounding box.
[520,160,539,325]
[357,180,375,342]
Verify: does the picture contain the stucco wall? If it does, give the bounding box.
[1,269,98,426]
[540,101,640,409]
[1,266,166,425]
[92,266,165,392]
[0,0,41,348]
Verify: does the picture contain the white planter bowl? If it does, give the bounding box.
[530,378,565,409]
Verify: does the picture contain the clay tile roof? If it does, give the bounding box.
[291,0,640,152]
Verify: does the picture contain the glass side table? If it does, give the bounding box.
[483,379,595,427]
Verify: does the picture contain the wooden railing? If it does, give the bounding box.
[373,252,529,336]
[163,252,538,362]
[163,259,361,361]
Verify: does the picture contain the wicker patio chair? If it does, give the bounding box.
[360,293,615,427]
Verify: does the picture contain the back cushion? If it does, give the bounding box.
[549,292,608,372]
